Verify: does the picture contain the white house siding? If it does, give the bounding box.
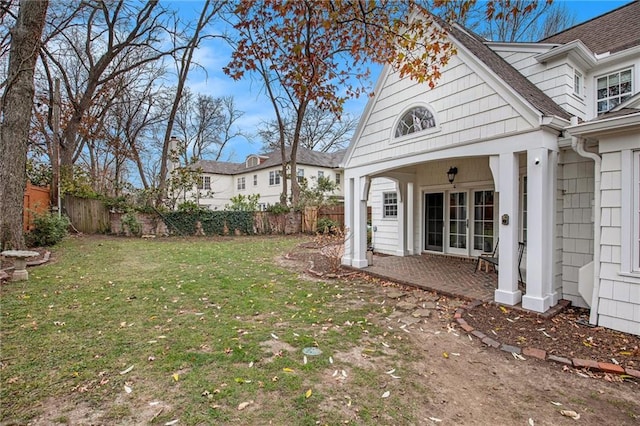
[598,140,640,335]
[192,165,343,210]
[559,150,594,308]
[369,178,398,255]
[193,175,234,210]
[346,54,536,169]
[493,46,587,119]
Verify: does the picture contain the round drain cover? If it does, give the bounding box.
[302,347,322,356]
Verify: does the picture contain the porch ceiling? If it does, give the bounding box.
[363,253,496,301]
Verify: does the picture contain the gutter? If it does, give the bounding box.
[569,116,602,325]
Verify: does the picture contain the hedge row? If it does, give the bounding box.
[161,211,254,236]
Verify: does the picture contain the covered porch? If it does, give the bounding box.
[342,131,562,314]
[364,253,497,301]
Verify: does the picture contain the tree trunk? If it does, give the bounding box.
[0,0,49,250]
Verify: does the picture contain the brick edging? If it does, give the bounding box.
[454,300,640,380]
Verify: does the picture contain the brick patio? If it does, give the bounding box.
[362,253,497,301]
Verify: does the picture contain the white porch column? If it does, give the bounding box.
[407,181,415,255]
[352,176,370,268]
[522,148,557,312]
[341,176,355,266]
[495,152,522,305]
[396,181,407,256]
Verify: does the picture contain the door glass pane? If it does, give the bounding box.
[425,193,444,251]
[449,192,467,249]
[474,190,494,251]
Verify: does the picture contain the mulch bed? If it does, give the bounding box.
[463,302,640,370]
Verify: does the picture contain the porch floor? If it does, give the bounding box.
[362,253,496,301]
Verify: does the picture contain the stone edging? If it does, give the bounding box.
[454,299,640,380]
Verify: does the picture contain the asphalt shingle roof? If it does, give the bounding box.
[444,22,572,120]
[190,147,345,175]
[541,1,640,54]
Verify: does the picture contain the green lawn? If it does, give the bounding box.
[0,236,417,425]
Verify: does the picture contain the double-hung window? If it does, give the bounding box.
[237,177,245,190]
[297,168,305,183]
[198,176,210,190]
[597,69,632,114]
[383,192,398,218]
[269,170,281,186]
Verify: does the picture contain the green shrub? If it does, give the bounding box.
[26,211,70,247]
[162,210,255,236]
[122,211,142,236]
[317,217,338,234]
[265,203,290,214]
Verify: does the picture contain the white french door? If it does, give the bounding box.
[471,189,496,256]
[447,191,468,255]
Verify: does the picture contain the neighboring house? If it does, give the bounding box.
[184,147,345,210]
[341,2,640,335]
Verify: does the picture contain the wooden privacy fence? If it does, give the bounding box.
[63,195,110,234]
[23,182,50,231]
[302,205,347,233]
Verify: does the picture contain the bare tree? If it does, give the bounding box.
[258,106,357,154]
[0,0,49,249]
[174,90,245,164]
[155,0,226,206]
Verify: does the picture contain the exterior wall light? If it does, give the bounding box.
[447,166,458,184]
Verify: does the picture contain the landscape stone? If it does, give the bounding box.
[399,316,421,325]
[396,301,418,310]
[412,309,432,318]
[386,291,406,299]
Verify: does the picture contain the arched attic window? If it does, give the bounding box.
[394,106,436,138]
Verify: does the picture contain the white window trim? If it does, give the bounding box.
[269,170,281,186]
[596,67,633,114]
[390,102,440,144]
[383,191,398,218]
[574,70,583,98]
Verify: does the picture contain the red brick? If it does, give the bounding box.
[624,368,640,379]
[523,347,546,360]
[597,362,625,374]
[573,358,599,370]
[460,322,474,333]
[454,312,462,319]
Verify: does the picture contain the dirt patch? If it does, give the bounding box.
[282,241,640,425]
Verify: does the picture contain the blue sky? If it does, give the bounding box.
[174,0,631,162]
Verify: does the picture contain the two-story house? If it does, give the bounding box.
[341,2,640,335]
[184,147,345,210]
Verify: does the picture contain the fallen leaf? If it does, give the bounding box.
[271,333,279,340]
[119,365,134,375]
[305,389,312,398]
[303,356,308,365]
[442,352,449,359]
[560,410,580,420]
[124,385,132,394]
[172,373,179,382]
[381,391,390,398]
[164,420,178,425]
[238,400,254,410]
[428,417,442,423]
[283,367,294,373]
[528,418,535,426]
[550,401,562,406]
[329,356,333,364]
[499,306,508,314]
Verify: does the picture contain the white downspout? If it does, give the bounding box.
[570,116,602,325]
